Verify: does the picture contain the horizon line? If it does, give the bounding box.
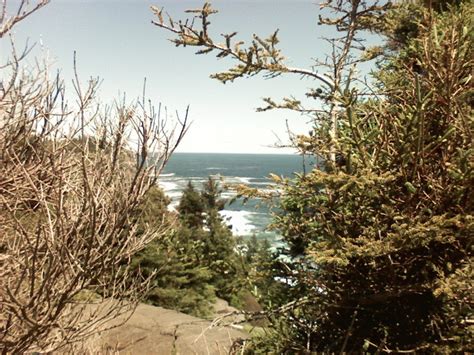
[173,151,300,155]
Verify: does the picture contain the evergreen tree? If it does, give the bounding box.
[178,181,206,228]
[201,178,240,297]
[130,186,215,317]
[243,235,287,307]
[180,178,245,301]
[131,229,216,318]
[133,179,247,315]
[154,1,473,352]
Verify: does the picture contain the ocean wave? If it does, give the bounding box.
[159,181,180,192]
[185,177,209,181]
[221,191,237,199]
[219,176,254,184]
[250,181,276,186]
[219,210,257,236]
[159,173,175,177]
[168,200,180,210]
[238,177,253,184]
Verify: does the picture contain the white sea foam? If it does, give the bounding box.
[221,191,237,199]
[159,180,180,193]
[237,177,253,184]
[168,200,180,211]
[219,210,256,236]
[187,177,209,182]
[220,176,253,184]
[166,192,183,200]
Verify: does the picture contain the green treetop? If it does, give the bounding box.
[178,181,206,228]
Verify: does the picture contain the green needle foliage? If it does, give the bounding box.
[153,0,473,352]
[129,186,216,318]
[179,178,244,301]
[131,178,247,317]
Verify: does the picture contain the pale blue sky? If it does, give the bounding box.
[2,0,376,153]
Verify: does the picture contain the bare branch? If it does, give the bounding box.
[0,3,189,352]
[0,0,49,38]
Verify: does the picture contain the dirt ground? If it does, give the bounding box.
[86,300,248,354]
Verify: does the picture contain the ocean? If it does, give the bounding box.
[159,153,313,242]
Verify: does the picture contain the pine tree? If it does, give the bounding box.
[201,178,243,300]
[133,179,247,315]
[179,178,244,301]
[131,228,216,318]
[178,181,206,229]
[130,186,215,317]
[243,235,286,307]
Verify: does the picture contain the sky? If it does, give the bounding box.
[1,0,376,154]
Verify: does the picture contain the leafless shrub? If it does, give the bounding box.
[0,0,49,38]
[0,1,188,352]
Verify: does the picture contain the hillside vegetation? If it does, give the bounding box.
[1,0,472,353]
